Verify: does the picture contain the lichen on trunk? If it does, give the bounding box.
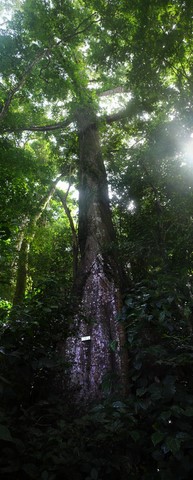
[66,107,127,401]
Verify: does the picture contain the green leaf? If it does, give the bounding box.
[159,410,172,421]
[112,401,127,409]
[0,424,13,442]
[22,464,38,478]
[109,340,118,351]
[151,431,165,446]
[165,436,181,455]
[176,432,192,442]
[171,405,184,416]
[183,406,193,417]
[125,298,133,307]
[133,359,142,370]
[41,471,49,480]
[0,347,6,355]
[159,311,166,321]
[148,383,162,400]
[0,375,11,385]
[136,399,151,411]
[130,430,141,442]
[136,386,147,397]
[90,468,98,480]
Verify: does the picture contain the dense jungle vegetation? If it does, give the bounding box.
[1,0,193,478]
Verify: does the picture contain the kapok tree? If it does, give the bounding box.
[2,0,193,400]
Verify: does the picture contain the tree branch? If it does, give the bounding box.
[57,11,99,45]
[1,115,74,133]
[99,86,126,97]
[32,173,65,227]
[105,98,144,124]
[0,49,50,122]
[1,98,146,134]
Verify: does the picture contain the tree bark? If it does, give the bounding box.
[66,107,128,402]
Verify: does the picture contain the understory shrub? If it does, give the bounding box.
[1,277,193,479]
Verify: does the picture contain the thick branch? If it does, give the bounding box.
[106,98,144,124]
[1,116,74,133]
[99,86,126,97]
[2,98,144,134]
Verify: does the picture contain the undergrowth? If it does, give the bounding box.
[1,278,193,479]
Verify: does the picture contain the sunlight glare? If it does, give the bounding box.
[127,200,136,213]
[57,180,79,201]
[99,92,132,115]
[183,134,193,163]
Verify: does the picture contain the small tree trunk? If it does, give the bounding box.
[66,108,128,401]
[12,175,64,305]
[13,238,29,305]
[56,188,79,283]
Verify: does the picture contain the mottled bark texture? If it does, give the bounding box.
[66,107,127,401]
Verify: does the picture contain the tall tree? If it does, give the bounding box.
[0,0,131,399]
[1,0,193,400]
[65,105,128,400]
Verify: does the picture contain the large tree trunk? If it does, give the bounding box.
[66,108,127,401]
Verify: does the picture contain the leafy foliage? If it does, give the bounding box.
[1,0,193,478]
